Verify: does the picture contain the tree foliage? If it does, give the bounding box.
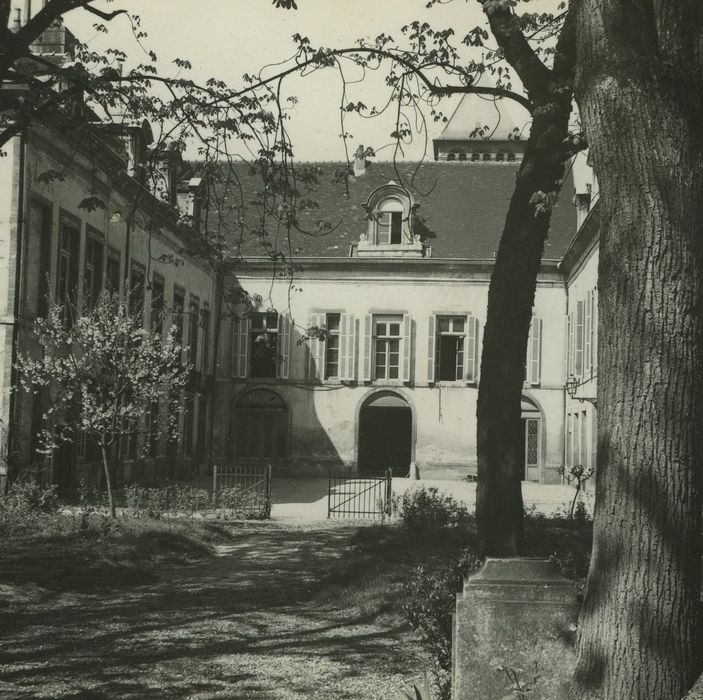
[16,294,190,517]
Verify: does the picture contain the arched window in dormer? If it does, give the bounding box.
[447,152,456,161]
[507,152,516,162]
[495,151,505,162]
[376,197,404,244]
[458,151,467,161]
[482,152,492,162]
[471,152,480,162]
[361,181,417,251]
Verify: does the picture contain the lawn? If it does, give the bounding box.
[0,517,450,699]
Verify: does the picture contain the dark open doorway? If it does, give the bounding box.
[358,392,412,476]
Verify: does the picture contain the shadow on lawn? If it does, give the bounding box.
[0,522,436,699]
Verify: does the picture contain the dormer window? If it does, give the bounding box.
[357,181,423,258]
[377,200,404,244]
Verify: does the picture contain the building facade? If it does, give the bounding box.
[205,96,588,483]
[1,4,604,488]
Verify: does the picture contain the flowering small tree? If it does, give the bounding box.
[16,294,190,518]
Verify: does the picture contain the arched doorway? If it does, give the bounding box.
[233,389,288,473]
[358,391,412,476]
[520,397,542,482]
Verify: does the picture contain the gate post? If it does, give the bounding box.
[265,463,272,517]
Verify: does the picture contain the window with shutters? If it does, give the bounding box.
[200,307,211,374]
[566,299,588,380]
[524,317,543,385]
[28,199,52,318]
[129,262,145,326]
[56,215,80,322]
[325,313,341,378]
[374,315,402,379]
[250,311,278,378]
[188,296,200,369]
[83,231,104,310]
[308,312,355,382]
[151,274,165,338]
[427,314,480,384]
[232,311,291,380]
[105,247,121,294]
[435,316,465,381]
[172,287,185,345]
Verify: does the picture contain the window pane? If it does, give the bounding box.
[452,318,465,333]
[390,212,402,244]
[437,317,450,333]
[376,322,387,336]
[389,323,400,337]
[327,313,340,332]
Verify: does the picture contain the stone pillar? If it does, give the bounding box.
[452,557,578,700]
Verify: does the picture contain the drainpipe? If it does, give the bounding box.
[206,263,224,476]
[556,258,569,485]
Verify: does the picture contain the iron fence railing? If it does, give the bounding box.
[212,463,272,519]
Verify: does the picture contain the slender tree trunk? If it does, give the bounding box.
[476,103,571,555]
[100,441,116,519]
[571,2,703,697]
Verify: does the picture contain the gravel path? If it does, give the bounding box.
[0,521,429,699]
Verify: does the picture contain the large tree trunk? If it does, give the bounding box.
[476,104,571,555]
[571,2,703,697]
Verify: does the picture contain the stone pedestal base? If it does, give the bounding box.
[452,557,578,700]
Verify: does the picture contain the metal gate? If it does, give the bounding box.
[327,468,393,521]
[212,464,272,518]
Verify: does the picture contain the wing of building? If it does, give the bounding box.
[0,8,600,490]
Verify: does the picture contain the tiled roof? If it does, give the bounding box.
[206,160,576,261]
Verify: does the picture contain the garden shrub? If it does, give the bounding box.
[394,486,472,532]
[0,479,61,536]
[404,547,482,699]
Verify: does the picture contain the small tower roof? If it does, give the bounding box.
[436,91,528,142]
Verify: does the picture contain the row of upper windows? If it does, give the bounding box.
[566,288,598,380]
[28,198,212,374]
[232,312,544,386]
[446,151,517,162]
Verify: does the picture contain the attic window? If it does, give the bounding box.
[482,152,492,162]
[458,151,467,161]
[496,152,505,162]
[471,152,480,162]
[377,199,404,244]
[507,152,516,162]
[447,153,456,161]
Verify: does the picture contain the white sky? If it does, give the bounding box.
[63,0,535,161]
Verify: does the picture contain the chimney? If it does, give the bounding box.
[353,144,366,177]
[148,144,183,206]
[177,177,204,230]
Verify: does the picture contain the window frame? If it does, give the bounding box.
[434,315,466,383]
[83,227,105,311]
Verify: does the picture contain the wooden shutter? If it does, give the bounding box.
[528,317,542,385]
[307,313,324,380]
[575,300,585,378]
[567,313,574,377]
[427,315,436,383]
[592,288,598,372]
[233,315,250,379]
[584,290,592,375]
[401,313,412,383]
[278,312,291,379]
[465,316,480,383]
[339,313,355,381]
[362,314,373,382]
